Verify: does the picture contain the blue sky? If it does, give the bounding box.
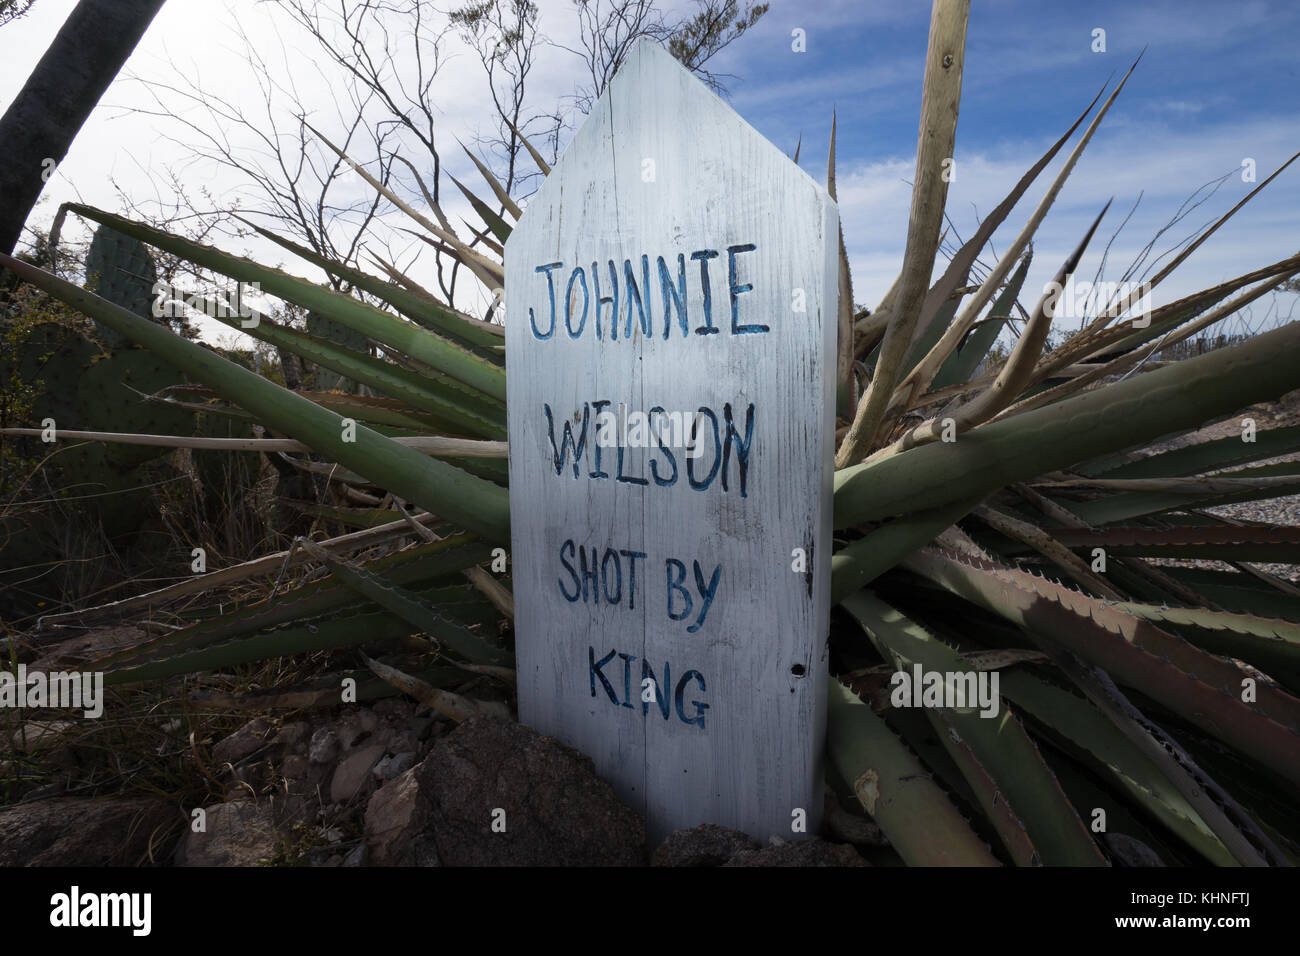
[732,0,1300,168]
[2,0,1297,341]
[717,0,1300,329]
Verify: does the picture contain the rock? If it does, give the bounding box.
[342,843,367,867]
[1105,832,1166,867]
[364,765,435,866]
[10,720,75,753]
[20,783,68,802]
[337,710,380,749]
[212,718,272,766]
[723,837,869,867]
[386,730,419,756]
[330,743,387,803]
[176,800,280,866]
[309,728,339,765]
[0,795,176,866]
[373,698,414,721]
[272,721,310,752]
[373,752,416,782]
[652,824,761,866]
[364,716,645,866]
[336,721,363,751]
[307,845,335,866]
[281,754,310,781]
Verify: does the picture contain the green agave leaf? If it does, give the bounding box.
[826,680,1001,866]
[1080,424,1300,480]
[835,318,1300,528]
[175,388,507,446]
[236,215,504,356]
[1051,525,1300,563]
[1071,295,1233,369]
[280,501,405,529]
[1066,461,1300,526]
[201,297,506,439]
[448,172,513,244]
[459,140,523,220]
[57,204,507,401]
[1148,718,1300,859]
[842,591,1104,865]
[831,495,986,604]
[1042,755,1203,866]
[92,535,490,673]
[902,294,961,382]
[310,547,512,666]
[1027,253,1300,400]
[1,253,511,544]
[924,706,1042,864]
[874,703,983,812]
[998,672,1236,865]
[1091,293,1249,363]
[1113,603,1300,679]
[933,249,1032,389]
[104,578,499,686]
[889,65,1135,421]
[904,549,1300,788]
[1158,567,1300,622]
[106,603,422,685]
[294,391,462,432]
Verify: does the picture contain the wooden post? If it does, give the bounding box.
[505,38,838,846]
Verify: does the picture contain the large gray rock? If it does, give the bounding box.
[723,837,869,867]
[308,728,340,765]
[0,795,176,866]
[330,743,387,803]
[212,718,273,767]
[365,716,645,866]
[365,767,436,866]
[175,800,280,866]
[652,824,761,866]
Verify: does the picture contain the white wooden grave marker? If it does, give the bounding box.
[505,38,837,844]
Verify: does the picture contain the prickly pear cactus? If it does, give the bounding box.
[0,321,168,617]
[84,224,158,348]
[78,349,195,470]
[11,320,100,423]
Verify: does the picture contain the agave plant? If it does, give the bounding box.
[4,0,1300,866]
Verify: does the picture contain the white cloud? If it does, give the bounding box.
[3,0,1297,350]
[835,111,1300,332]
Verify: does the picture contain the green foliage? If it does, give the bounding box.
[5,8,1300,868]
[84,223,157,345]
[305,310,368,393]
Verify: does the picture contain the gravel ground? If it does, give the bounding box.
[1121,388,1300,583]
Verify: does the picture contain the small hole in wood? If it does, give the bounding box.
[791,663,806,677]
